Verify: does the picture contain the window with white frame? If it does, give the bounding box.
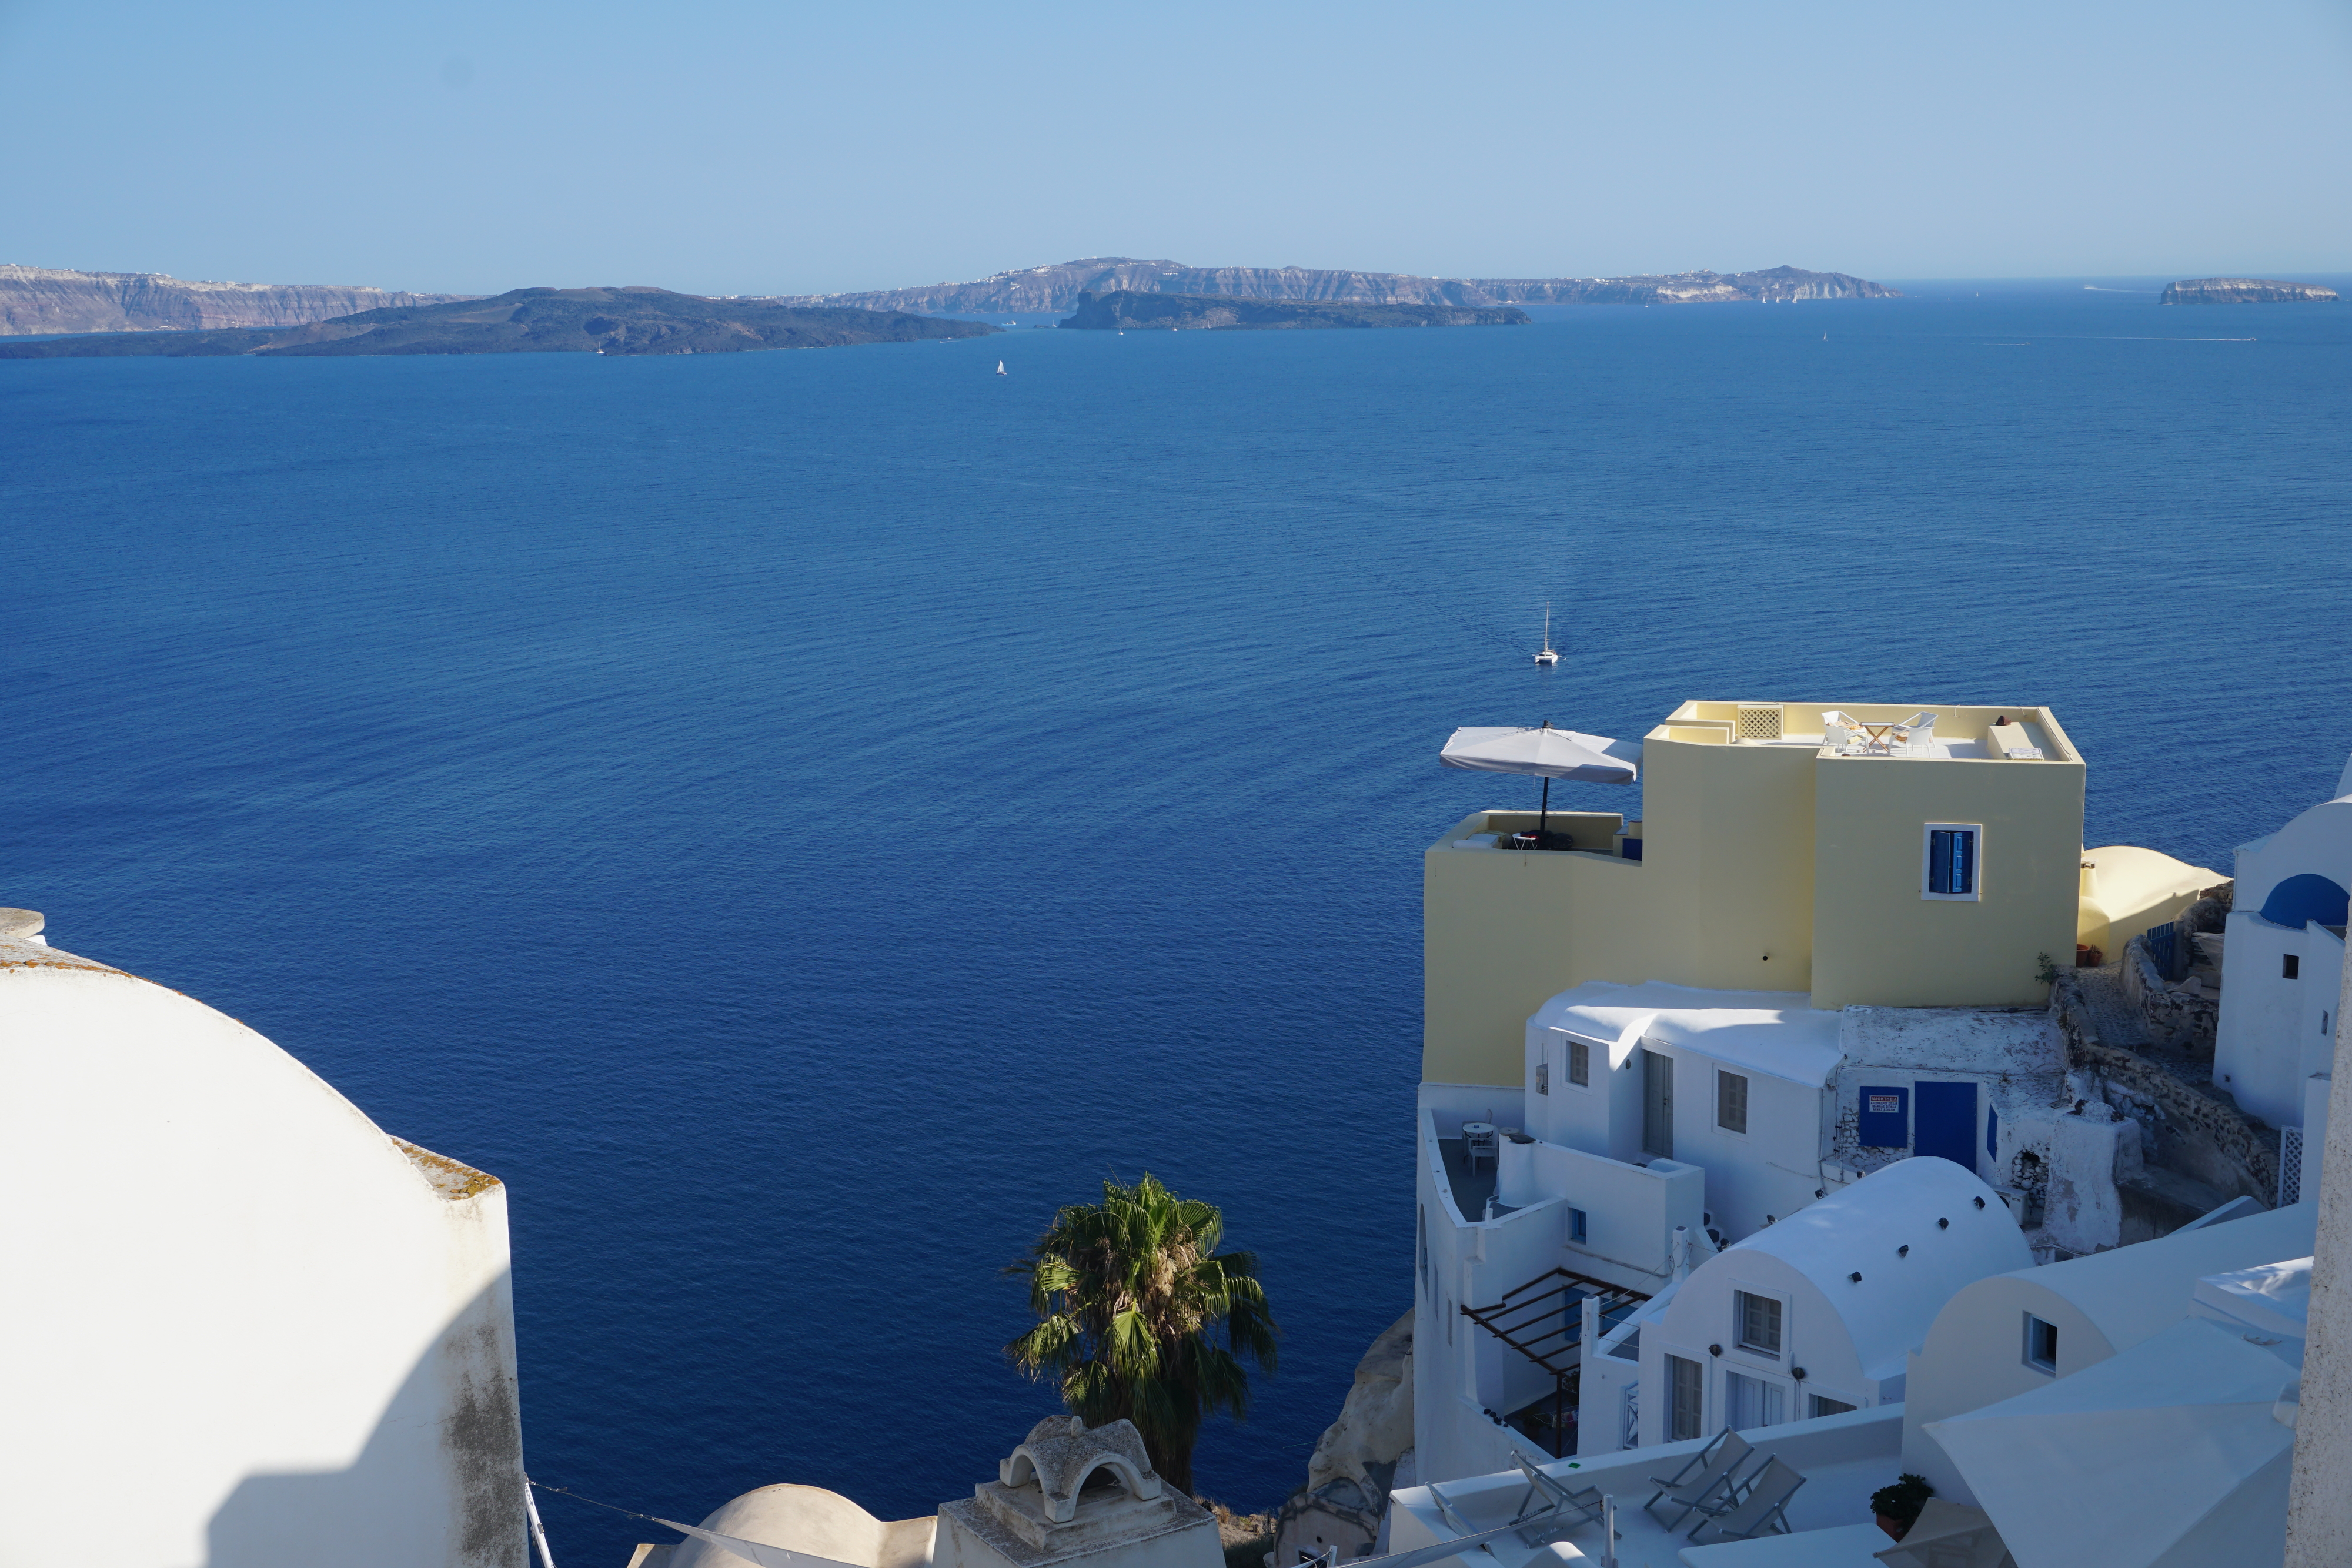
[1923,824,1982,901]
[1735,1290,1782,1357]
[1569,1037,1591,1087]
[1717,1069,1749,1134]
[2024,1313,2058,1373]
[1666,1355,1704,1441]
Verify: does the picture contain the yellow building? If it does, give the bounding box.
[1425,701,2212,1087]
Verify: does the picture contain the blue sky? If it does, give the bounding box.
[3,0,2348,296]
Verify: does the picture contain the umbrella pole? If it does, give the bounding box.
[1539,775,1551,847]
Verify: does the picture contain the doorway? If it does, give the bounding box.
[1915,1081,1979,1171]
[1642,1048,1674,1159]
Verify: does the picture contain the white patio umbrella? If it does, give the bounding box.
[1439,721,1641,845]
[1922,1318,2296,1568]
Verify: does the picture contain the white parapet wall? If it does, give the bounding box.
[0,932,524,1568]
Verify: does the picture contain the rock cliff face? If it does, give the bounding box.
[1270,1313,1413,1568]
[0,286,995,358]
[783,258,1896,315]
[1059,291,1526,330]
[2160,276,2340,305]
[0,265,473,335]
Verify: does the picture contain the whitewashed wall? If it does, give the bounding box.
[2217,788,2352,1129]
[0,935,524,1568]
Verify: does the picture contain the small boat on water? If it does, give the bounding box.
[995,360,1007,376]
[1534,602,1560,666]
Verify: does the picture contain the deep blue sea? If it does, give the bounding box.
[6,279,2350,1564]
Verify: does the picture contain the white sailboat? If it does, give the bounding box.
[995,360,1007,376]
[1534,602,1560,666]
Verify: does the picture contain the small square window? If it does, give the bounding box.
[1735,1290,1782,1357]
[1569,1207,1589,1245]
[1923,824,1982,901]
[2285,954,2302,980]
[1536,1061,1549,1095]
[1717,1071,1749,1134]
[2025,1313,2058,1373]
[1569,1038,1591,1086]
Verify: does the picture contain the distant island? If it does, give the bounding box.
[1060,290,1529,331]
[0,265,472,336]
[777,258,1899,315]
[0,286,996,359]
[2160,276,2339,305]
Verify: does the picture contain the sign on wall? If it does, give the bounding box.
[1859,1085,1910,1148]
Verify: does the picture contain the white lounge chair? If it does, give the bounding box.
[1688,1456,1805,1544]
[1641,1429,1753,1530]
[1507,1457,1604,1543]
[1820,711,1858,751]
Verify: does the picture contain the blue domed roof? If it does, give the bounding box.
[2260,873,2350,931]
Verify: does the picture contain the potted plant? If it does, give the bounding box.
[1870,1473,1934,1542]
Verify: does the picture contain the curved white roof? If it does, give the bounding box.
[674,1485,936,1568]
[2004,1202,2316,1355]
[1717,1156,2031,1380]
[1531,981,1843,1088]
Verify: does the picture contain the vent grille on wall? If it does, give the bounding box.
[1737,705,1784,740]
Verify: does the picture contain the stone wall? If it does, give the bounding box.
[2050,972,2280,1206]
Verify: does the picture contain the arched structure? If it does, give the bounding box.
[0,918,523,1568]
[936,1417,1220,1568]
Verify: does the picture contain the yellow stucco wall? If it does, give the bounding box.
[1422,701,2096,1085]
[1807,738,2086,1008]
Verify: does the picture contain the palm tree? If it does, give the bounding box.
[1005,1174,1278,1496]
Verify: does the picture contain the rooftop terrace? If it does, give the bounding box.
[1652,701,2075,763]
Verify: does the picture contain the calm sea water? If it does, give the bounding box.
[6,281,2350,1564]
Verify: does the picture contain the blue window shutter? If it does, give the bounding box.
[1929,829,1976,895]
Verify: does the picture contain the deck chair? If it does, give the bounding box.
[1896,711,1938,750]
[1688,1456,1805,1544]
[1506,1457,1604,1543]
[1820,711,1859,750]
[1641,1429,1752,1531]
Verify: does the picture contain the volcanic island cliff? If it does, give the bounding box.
[784,259,1898,314]
[0,265,472,335]
[2160,277,2339,305]
[1059,291,1529,330]
[0,286,996,358]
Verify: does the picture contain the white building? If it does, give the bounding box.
[1603,1157,2032,1450]
[0,912,525,1568]
[1387,1201,2318,1567]
[1901,1199,2316,1501]
[2214,752,2352,1167]
[1414,982,2134,1484]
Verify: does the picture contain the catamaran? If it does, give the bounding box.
[1534,603,1560,666]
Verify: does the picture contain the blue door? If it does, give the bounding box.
[1915,1081,1979,1171]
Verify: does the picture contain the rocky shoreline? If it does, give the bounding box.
[1060,292,1526,332]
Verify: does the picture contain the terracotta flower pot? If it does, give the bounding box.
[1876,1514,1910,1542]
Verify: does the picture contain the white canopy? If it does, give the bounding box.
[1923,1317,2295,1568]
[1438,724,1641,784]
